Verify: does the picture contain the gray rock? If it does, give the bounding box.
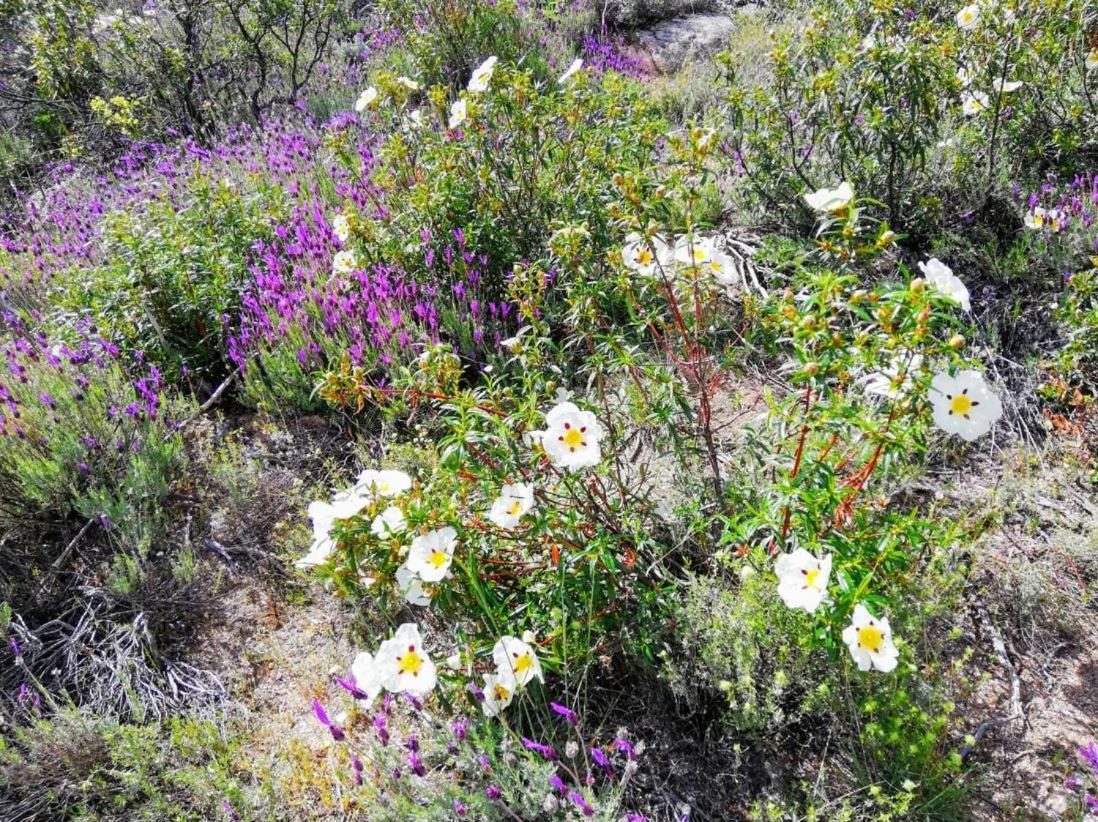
[632,13,737,74]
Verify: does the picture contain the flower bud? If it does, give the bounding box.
[948,333,966,350]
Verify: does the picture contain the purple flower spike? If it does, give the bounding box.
[350,751,364,786]
[1080,741,1098,775]
[221,799,241,820]
[567,790,595,817]
[335,675,367,700]
[408,749,427,777]
[550,702,580,725]
[548,773,566,792]
[486,784,502,801]
[453,799,467,817]
[521,737,558,760]
[450,717,469,740]
[614,738,636,760]
[591,747,614,775]
[374,713,390,746]
[467,680,485,701]
[626,814,648,822]
[10,637,21,658]
[311,698,344,741]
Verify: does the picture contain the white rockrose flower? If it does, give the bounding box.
[481,673,516,717]
[538,401,604,470]
[955,3,980,29]
[488,483,535,530]
[349,651,384,705]
[842,604,899,673]
[928,369,1003,442]
[467,56,498,92]
[448,98,467,129]
[356,469,412,498]
[377,623,437,695]
[804,181,854,213]
[395,563,431,607]
[917,258,971,311]
[406,526,457,583]
[774,548,832,613]
[371,506,406,538]
[354,87,379,112]
[492,635,544,687]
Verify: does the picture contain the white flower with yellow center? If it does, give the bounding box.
[481,673,516,717]
[377,622,437,695]
[407,526,457,582]
[395,563,431,607]
[1046,208,1064,233]
[558,58,583,85]
[956,65,974,87]
[929,369,1003,441]
[354,86,379,112]
[356,469,412,498]
[842,604,899,672]
[467,56,498,93]
[1024,206,1046,229]
[917,258,971,311]
[996,79,1023,93]
[774,549,833,613]
[371,506,406,538]
[804,181,854,213]
[448,98,467,129]
[332,213,351,244]
[488,483,535,530]
[538,401,604,470]
[295,491,371,568]
[962,91,989,116]
[955,3,980,29]
[1087,49,1098,71]
[332,249,358,275]
[673,236,737,286]
[349,651,384,705]
[621,232,670,276]
[492,635,544,687]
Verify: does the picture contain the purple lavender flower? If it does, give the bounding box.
[549,773,566,792]
[450,717,468,740]
[591,746,614,775]
[221,799,241,820]
[374,713,390,746]
[311,698,344,741]
[486,784,502,801]
[350,751,364,786]
[335,675,368,700]
[550,702,580,725]
[614,737,636,760]
[453,799,467,817]
[10,637,21,658]
[408,749,427,777]
[1080,741,1098,775]
[522,737,558,761]
[567,790,595,817]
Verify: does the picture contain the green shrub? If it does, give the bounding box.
[53,173,288,384]
[719,0,1095,239]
